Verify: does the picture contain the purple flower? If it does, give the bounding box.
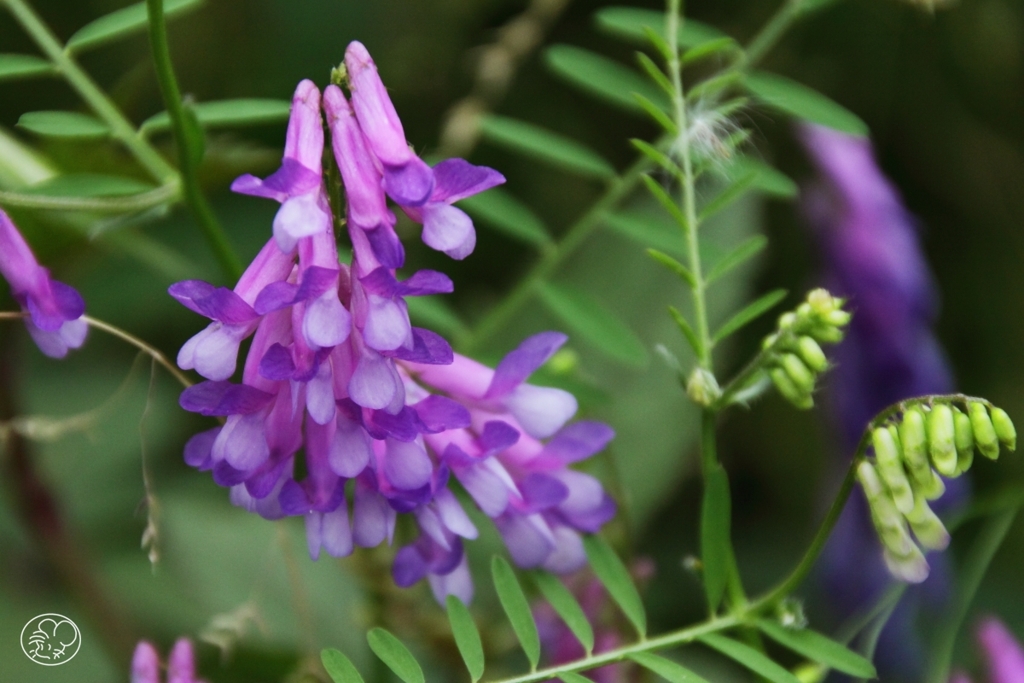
[0,208,87,358]
[800,124,964,681]
[131,639,207,683]
[173,70,615,603]
[952,618,1024,683]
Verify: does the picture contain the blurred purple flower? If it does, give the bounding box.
[952,617,1024,683]
[0,208,87,358]
[171,55,613,603]
[131,639,207,683]
[800,123,966,681]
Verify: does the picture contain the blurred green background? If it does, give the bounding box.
[1,0,1023,681]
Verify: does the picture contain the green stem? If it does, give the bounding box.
[744,0,805,66]
[0,184,177,212]
[926,506,1021,683]
[458,153,655,352]
[2,0,177,185]
[145,0,241,280]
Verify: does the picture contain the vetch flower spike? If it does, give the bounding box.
[0,208,87,358]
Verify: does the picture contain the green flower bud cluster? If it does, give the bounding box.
[856,400,1016,583]
[761,289,851,409]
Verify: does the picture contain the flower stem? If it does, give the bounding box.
[1,0,178,185]
[145,0,242,280]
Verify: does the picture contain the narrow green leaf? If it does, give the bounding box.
[640,175,688,231]
[447,596,485,682]
[532,572,595,654]
[633,94,678,135]
[601,210,683,256]
[647,249,696,288]
[630,652,710,683]
[701,465,732,612]
[560,673,594,683]
[721,157,798,199]
[698,634,802,683]
[17,111,110,139]
[668,306,701,357]
[594,7,725,48]
[705,235,767,284]
[698,171,758,222]
[631,139,682,177]
[544,45,669,115]
[712,289,787,344]
[0,54,56,81]
[492,556,541,670]
[24,173,155,198]
[406,296,465,338]
[479,116,615,180]
[745,71,868,136]
[538,282,649,368]
[756,619,877,678]
[458,188,551,249]
[682,38,742,67]
[582,535,646,637]
[367,628,425,683]
[635,52,675,98]
[141,98,292,135]
[67,0,203,54]
[688,70,744,103]
[321,648,365,683]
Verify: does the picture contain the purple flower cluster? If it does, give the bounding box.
[0,208,87,358]
[800,124,964,681]
[132,639,206,683]
[172,42,616,603]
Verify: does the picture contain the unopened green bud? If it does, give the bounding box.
[806,324,844,344]
[857,461,885,499]
[872,428,914,514]
[761,333,779,351]
[969,401,1000,460]
[905,496,950,551]
[869,496,915,557]
[807,288,837,316]
[900,407,929,472]
[991,407,1016,452]
[796,302,813,319]
[823,309,851,327]
[927,404,958,476]
[882,546,930,584]
[686,368,721,406]
[778,312,797,330]
[916,468,946,501]
[796,336,828,373]
[953,407,974,476]
[770,367,813,409]
[781,353,815,394]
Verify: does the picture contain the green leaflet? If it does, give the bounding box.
[66,0,204,54]
[446,595,485,682]
[321,648,365,683]
[17,111,111,139]
[712,289,787,344]
[458,188,551,249]
[701,465,732,612]
[705,235,767,284]
[755,619,877,678]
[629,652,710,683]
[478,116,616,180]
[560,673,594,683]
[647,249,696,289]
[141,98,292,136]
[533,571,595,654]
[492,556,541,670]
[582,535,647,638]
[745,71,869,137]
[722,157,798,199]
[698,171,758,222]
[367,628,425,683]
[594,7,725,48]
[538,282,649,368]
[0,54,55,81]
[698,634,802,683]
[544,45,669,115]
[23,173,155,198]
[601,210,685,257]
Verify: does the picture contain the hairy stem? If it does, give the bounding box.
[745,0,806,66]
[146,0,241,280]
[1,0,178,185]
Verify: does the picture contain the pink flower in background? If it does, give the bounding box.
[951,618,1024,683]
[0,208,87,358]
[131,639,207,683]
